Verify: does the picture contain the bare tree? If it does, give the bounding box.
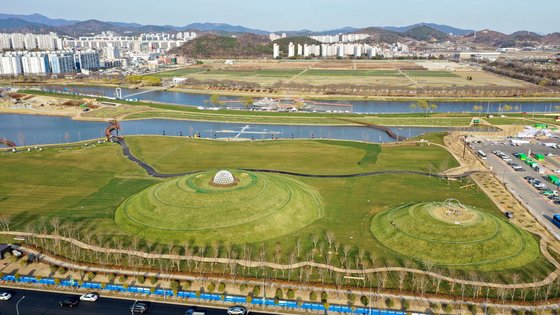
[325,231,335,249]
[0,215,11,231]
[295,238,302,258]
[310,234,319,251]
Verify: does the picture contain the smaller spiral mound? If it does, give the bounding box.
[213,170,235,186]
[370,202,539,270]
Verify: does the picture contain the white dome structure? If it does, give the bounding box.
[213,170,235,186]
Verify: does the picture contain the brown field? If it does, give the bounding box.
[163,60,536,92]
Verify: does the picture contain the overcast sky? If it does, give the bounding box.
[2,0,559,34]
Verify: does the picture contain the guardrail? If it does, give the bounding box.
[0,275,407,315]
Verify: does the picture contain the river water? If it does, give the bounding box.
[0,114,451,147]
[40,85,560,114]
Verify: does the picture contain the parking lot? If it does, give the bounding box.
[471,140,560,239]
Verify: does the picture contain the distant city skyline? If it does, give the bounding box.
[2,0,559,34]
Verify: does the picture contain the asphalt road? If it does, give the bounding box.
[0,286,272,315]
[472,141,560,238]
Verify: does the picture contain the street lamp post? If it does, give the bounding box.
[16,296,25,315]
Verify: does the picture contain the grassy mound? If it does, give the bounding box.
[115,170,323,243]
[370,202,540,270]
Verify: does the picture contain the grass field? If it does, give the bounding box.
[124,137,459,175]
[115,170,323,243]
[151,68,208,78]
[0,143,157,231]
[371,202,540,270]
[161,60,529,89]
[0,136,553,278]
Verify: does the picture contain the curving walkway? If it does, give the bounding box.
[1,231,559,291]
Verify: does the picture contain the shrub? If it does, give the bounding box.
[118,275,127,283]
[14,272,20,281]
[401,299,410,310]
[149,276,157,285]
[286,288,295,299]
[468,304,477,314]
[347,293,356,305]
[107,273,116,282]
[309,291,317,301]
[246,294,253,304]
[275,288,283,299]
[57,267,66,275]
[443,303,453,313]
[385,298,394,308]
[49,265,58,273]
[181,281,192,289]
[252,285,260,296]
[137,275,146,284]
[360,296,369,307]
[170,280,180,292]
[207,282,216,293]
[239,283,248,293]
[54,278,61,286]
[218,282,226,292]
[86,271,95,281]
[320,291,328,302]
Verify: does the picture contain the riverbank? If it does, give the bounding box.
[8,80,560,103]
[4,89,556,129]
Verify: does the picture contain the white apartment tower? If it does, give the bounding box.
[105,43,120,60]
[288,42,295,58]
[0,54,23,76]
[273,43,280,59]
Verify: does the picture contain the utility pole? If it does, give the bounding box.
[16,296,25,315]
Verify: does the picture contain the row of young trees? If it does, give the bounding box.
[174,77,559,97]
[2,215,560,303]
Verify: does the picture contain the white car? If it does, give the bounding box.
[227,305,248,315]
[0,292,12,301]
[80,293,99,302]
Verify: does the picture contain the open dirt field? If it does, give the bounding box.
[166,60,532,90]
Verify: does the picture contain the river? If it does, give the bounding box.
[40,85,560,114]
[0,113,451,147]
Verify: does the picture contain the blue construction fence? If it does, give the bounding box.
[1,274,407,315]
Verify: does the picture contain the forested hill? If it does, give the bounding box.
[169,34,272,58]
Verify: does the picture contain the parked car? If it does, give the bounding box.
[59,296,80,307]
[80,292,99,302]
[131,301,150,313]
[227,305,249,315]
[0,292,12,301]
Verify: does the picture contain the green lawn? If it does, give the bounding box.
[0,143,157,232]
[405,70,460,78]
[115,170,323,243]
[151,68,207,78]
[124,137,459,175]
[302,69,403,77]
[0,136,553,279]
[371,202,540,270]
[352,116,473,127]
